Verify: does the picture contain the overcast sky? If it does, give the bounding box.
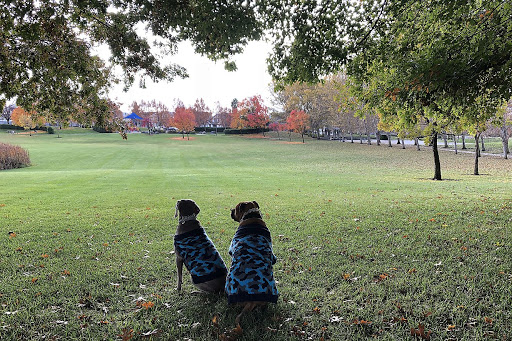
[103,40,275,114]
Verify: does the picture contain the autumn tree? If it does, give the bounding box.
[286,110,310,143]
[230,96,270,134]
[11,107,45,135]
[173,107,196,140]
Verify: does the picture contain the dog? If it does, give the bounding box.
[226,201,279,326]
[173,199,227,293]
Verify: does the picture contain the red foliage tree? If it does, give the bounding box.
[172,107,196,140]
[232,95,269,134]
[286,109,310,143]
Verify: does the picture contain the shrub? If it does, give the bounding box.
[224,128,268,135]
[47,127,55,134]
[92,126,114,133]
[0,124,24,130]
[0,143,31,170]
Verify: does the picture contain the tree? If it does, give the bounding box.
[286,110,310,143]
[1,1,264,126]
[2,104,15,124]
[193,99,212,128]
[264,1,512,180]
[269,122,287,140]
[230,95,270,134]
[238,95,270,134]
[173,107,196,140]
[11,107,45,136]
[213,102,232,129]
[490,99,512,159]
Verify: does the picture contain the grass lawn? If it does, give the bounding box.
[1,129,511,340]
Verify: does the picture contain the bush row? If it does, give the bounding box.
[224,128,269,135]
[0,124,24,130]
[194,127,226,133]
[0,143,31,170]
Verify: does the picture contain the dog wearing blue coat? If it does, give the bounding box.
[226,201,279,326]
[174,199,227,293]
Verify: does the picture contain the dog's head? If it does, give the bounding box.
[231,201,260,222]
[175,199,200,219]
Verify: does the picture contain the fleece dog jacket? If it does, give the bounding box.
[174,228,227,284]
[225,223,279,304]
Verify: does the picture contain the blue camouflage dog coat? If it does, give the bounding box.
[174,228,227,284]
[225,223,279,304]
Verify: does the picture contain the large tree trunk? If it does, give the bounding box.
[376,131,381,146]
[350,132,354,143]
[415,137,420,151]
[432,133,442,180]
[453,135,458,154]
[480,135,485,152]
[366,126,371,145]
[461,133,467,149]
[474,133,480,175]
[388,133,392,147]
[401,138,405,149]
[360,133,363,144]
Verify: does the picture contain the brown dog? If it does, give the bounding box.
[226,201,279,326]
[174,199,227,293]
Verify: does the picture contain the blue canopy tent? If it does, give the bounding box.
[124,113,143,120]
[124,113,143,128]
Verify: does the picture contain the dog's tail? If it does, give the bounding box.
[235,302,261,326]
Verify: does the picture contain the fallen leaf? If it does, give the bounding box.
[212,315,219,328]
[410,324,431,340]
[141,301,154,309]
[117,328,134,341]
[484,317,493,325]
[233,324,243,335]
[313,307,321,314]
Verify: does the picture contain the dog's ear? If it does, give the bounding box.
[192,200,200,215]
[174,200,181,218]
[251,201,259,209]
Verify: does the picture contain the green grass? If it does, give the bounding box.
[1,129,511,340]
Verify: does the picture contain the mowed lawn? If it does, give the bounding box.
[1,129,511,340]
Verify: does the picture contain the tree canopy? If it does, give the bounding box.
[1,0,263,124]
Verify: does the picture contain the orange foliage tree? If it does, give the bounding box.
[172,107,196,140]
[11,107,45,135]
[286,109,310,143]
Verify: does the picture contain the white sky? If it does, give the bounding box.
[104,40,275,114]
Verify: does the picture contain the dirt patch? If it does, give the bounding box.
[169,136,197,141]
[278,141,304,144]
[16,130,46,135]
